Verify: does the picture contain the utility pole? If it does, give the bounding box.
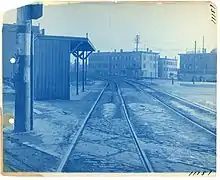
[192,40,197,85]
[134,34,140,52]
[14,4,43,132]
[202,36,205,53]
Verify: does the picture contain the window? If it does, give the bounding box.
[188,64,192,69]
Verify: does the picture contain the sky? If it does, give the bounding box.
[3,1,217,59]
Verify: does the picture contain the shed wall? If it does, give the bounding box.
[34,38,70,100]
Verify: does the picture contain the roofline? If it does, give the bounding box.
[159,58,177,61]
[36,35,87,41]
[91,51,159,54]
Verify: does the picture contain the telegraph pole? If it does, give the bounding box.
[14,4,43,132]
[192,40,197,84]
[202,36,205,53]
[134,34,140,52]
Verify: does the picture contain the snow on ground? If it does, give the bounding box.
[122,88,216,172]
[141,79,216,110]
[102,103,117,119]
[3,85,15,94]
[170,100,216,128]
[3,80,106,159]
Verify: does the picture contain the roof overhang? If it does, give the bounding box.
[36,35,96,52]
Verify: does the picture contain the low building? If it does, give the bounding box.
[88,49,159,79]
[178,50,217,82]
[158,56,178,79]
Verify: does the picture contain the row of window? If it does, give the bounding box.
[164,67,178,71]
[89,63,138,69]
[164,61,177,66]
[90,55,138,61]
[143,64,156,68]
[143,55,156,61]
[182,64,208,69]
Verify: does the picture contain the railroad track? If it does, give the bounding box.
[125,80,216,137]
[129,80,216,115]
[56,81,154,172]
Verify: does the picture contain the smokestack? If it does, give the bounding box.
[195,41,197,54]
[120,49,123,52]
[147,48,149,52]
[114,49,116,52]
[165,56,167,59]
[202,36,205,53]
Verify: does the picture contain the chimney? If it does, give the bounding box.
[97,50,100,52]
[41,29,45,35]
[165,56,167,59]
[114,49,116,52]
[149,50,152,53]
[120,49,123,52]
[147,48,149,52]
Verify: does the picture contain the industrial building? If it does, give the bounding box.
[158,56,178,79]
[2,23,41,80]
[178,49,217,82]
[88,49,159,79]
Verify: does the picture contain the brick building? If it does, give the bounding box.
[158,56,178,79]
[178,50,217,82]
[88,49,159,79]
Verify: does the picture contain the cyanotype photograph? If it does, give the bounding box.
[1,1,217,174]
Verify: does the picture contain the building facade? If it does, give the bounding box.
[158,56,178,79]
[2,23,41,80]
[88,50,159,79]
[178,51,217,82]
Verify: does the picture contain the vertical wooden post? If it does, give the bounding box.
[30,25,34,130]
[14,7,32,132]
[82,51,85,92]
[85,33,89,85]
[76,51,79,95]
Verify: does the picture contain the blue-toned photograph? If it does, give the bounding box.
[2,1,216,174]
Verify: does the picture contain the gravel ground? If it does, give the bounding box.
[140,79,216,110]
[120,81,216,172]
[63,82,146,172]
[3,81,106,172]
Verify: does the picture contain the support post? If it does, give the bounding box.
[30,24,34,130]
[85,55,88,85]
[14,7,32,132]
[82,51,85,92]
[85,33,88,85]
[76,51,79,95]
[150,72,153,84]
